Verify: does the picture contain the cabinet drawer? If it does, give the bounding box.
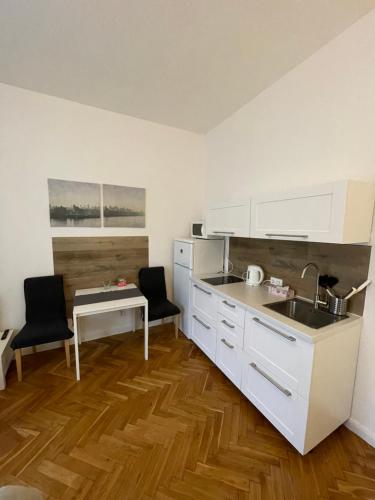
[245,312,313,397]
[217,314,244,347]
[191,309,217,363]
[216,331,242,388]
[191,282,217,322]
[217,296,245,327]
[241,350,308,451]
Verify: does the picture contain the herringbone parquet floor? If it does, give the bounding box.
[0,324,374,499]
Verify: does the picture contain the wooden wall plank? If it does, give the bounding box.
[229,238,371,315]
[52,236,149,317]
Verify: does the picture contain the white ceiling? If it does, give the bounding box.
[0,1,374,133]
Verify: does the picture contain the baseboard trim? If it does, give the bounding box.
[21,318,172,355]
[345,418,375,448]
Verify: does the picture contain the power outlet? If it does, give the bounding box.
[270,276,283,287]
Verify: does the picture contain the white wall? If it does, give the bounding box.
[205,11,375,445]
[0,83,205,338]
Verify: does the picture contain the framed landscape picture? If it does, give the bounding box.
[48,178,101,227]
[103,184,146,228]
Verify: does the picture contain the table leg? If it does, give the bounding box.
[133,308,136,332]
[144,302,148,361]
[78,316,82,345]
[73,312,80,381]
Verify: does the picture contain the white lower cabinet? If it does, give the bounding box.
[245,312,313,398]
[191,282,217,323]
[217,297,245,328]
[190,279,361,454]
[217,313,244,347]
[191,309,217,363]
[241,349,308,451]
[216,329,242,388]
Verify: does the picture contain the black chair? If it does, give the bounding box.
[11,275,73,381]
[138,267,180,338]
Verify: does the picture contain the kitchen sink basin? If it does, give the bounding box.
[264,298,347,329]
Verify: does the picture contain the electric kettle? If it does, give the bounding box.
[246,265,264,287]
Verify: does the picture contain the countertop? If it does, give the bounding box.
[191,273,361,343]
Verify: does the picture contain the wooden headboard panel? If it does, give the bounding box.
[52,236,149,317]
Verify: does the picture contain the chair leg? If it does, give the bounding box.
[64,339,71,368]
[15,349,22,382]
[175,315,179,339]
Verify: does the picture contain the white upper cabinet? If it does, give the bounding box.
[206,200,251,237]
[250,180,374,244]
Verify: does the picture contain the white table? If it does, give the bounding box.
[72,284,148,381]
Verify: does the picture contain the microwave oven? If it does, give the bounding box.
[191,221,221,239]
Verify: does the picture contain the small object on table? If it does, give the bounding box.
[344,279,371,300]
[319,275,339,289]
[268,284,295,299]
[325,287,336,298]
[327,295,348,316]
[1,329,10,341]
[102,280,112,291]
[116,276,127,288]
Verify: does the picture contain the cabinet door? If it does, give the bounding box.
[241,350,308,453]
[245,312,313,398]
[191,309,217,362]
[174,240,193,269]
[173,265,191,338]
[251,182,346,243]
[207,201,251,237]
[216,330,242,388]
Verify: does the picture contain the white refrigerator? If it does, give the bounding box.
[173,238,224,338]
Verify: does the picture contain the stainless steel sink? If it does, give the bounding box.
[264,298,347,329]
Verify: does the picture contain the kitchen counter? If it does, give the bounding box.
[191,273,361,343]
[189,272,362,454]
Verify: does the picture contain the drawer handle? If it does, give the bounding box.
[223,300,235,309]
[265,233,308,239]
[221,338,234,349]
[193,315,210,330]
[252,317,296,342]
[194,284,212,295]
[250,362,292,397]
[222,319,235,329]
[212,231,235,234]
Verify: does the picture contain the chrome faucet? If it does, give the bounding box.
[300,263,327,310]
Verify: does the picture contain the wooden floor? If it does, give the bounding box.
[0,325,374,500]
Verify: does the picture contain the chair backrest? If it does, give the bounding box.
[24,275,67,323]
[138,267,167,302]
